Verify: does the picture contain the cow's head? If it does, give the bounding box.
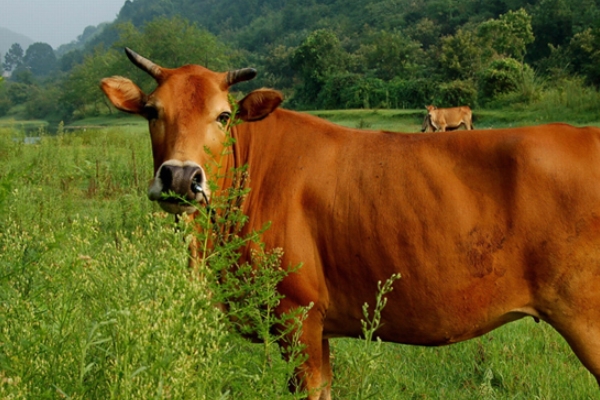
[101,48,283,214]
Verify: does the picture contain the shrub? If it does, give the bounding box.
[0,97,11,117]
[24,86,62,120]
[479,57,532,102]
[438,79,478,107]
[6,82,32,105]
[388,78,440,109]
[313,75,392,109]
[345,77,391,109]
[317,73,362,109]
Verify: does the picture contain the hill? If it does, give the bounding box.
[5,0,600,123]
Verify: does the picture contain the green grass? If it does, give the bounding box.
[1,118,600,399]
[0,127,303,399]
[332,320,597,399]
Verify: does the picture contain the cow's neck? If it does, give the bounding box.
[210,126,249,200]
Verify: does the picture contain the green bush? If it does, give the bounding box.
[438,79,478,107]
[388,78,440,109]
[313,75,474,110]
[345,77,391,109]
[0,97,11,117]
[24,86,62,120]
[317,73,362,109]
[479,58,531,101]
[6,82,33,105]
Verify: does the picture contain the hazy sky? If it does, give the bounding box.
[0,0,126,49]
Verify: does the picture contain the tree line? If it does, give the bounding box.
[1,0,600,125]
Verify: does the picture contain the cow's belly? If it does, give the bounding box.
[320,242,535,344]
[322,280,533,345]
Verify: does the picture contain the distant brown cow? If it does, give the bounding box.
[102,48,600,400]
[421,105,474,132]
[420,113,460,133]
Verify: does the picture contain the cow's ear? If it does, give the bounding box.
[100,76,147,115]
[237,89,283,122]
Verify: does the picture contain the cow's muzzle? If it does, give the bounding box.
[148,161,209,214]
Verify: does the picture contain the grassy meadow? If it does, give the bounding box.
[1,111,600,399]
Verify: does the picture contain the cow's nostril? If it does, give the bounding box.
[158,165,174,189]
[191,180,202,194]
[190,173,203,194]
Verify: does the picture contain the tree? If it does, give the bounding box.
[60,16,235,120]
[10,67,35,85]
[0,81,10,117]
[479,57,531,100]
[291,29,349,106]
[261,44,296,88]
[439,28,487,81]
[24,85,62,120]
[530,0,573,60]
[567,28,600,87]
[60,47,119,118]
[572,0,600,35]
[59,49,84,72]
[292,30,348,83]
[78,25,99,43]
[112,16,233,90]
[7,82,32,105]
[4,43,24,72]
[23,43,57,77]
[358,30,425,81]
[404,18,442,50]
[477,9,534,62]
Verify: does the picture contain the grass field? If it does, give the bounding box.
[2,112,600,399]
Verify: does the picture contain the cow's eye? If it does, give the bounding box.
[217,112,231,125]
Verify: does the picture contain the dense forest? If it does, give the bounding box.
[2,0,600,125]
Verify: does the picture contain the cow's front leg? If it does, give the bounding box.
[283,306,332,400]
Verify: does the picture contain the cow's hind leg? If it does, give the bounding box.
[548,313,600,386]
[539,253,600,386]
[558,320,600,385]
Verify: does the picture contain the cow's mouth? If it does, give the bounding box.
[157,198,199,215]
[156,185,209,215]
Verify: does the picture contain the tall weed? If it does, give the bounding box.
[487,76,600,124]
[529,77,600,122]
[0,126,304,399]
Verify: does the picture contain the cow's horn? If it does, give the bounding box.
[226,68,257,86]
[124,47,162,80]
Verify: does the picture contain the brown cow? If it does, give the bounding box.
[421,104,474,132]
[102,48,600,400]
